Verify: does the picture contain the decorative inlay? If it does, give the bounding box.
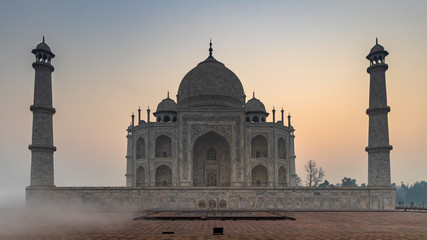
[191,124,232,143]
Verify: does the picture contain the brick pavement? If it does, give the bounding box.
[1,210,426,239]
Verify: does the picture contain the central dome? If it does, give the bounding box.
[177,47,245,108]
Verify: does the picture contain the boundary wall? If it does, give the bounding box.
[26,186,395,211]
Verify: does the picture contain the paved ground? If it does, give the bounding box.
[1,209,426,239]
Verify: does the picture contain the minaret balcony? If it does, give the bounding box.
[32,61,55,71]
[367,63,388,73]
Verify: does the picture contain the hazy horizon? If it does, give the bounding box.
[1,0,426,208]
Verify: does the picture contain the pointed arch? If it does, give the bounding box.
[155,135,172,157]
[252,164,268,186]
[252,116,259,122]
[155,164,172,187]
[251,135,268,158]
[278,166,287,187]
[219,199,227,208]
[199,199,206,208]
[193,131,231,187]
[136,137,145,159]
[278,137,287,159]
[136,166,145,187]
[209,199,217,208]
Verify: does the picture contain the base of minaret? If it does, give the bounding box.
[29,145,56,187]
[366,146,392,186]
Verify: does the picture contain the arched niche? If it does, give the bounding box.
[252,164,268,186]
[192,131,231,187]
[209,199,217,208]
[155,164,172,187]
[136,137,145,159]
[136,166,145,187]
[198,199,206,208]
[278,166,287,186]
[251,135,268,158]
[155,135,172,157]
[278,137,287,159]
[219,199,227,208]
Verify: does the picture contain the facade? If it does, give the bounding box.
[26,39,395,211]
[125,41,296,189]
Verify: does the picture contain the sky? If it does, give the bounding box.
[0,0,426,207]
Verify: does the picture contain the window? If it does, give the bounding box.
[207,148,216,160]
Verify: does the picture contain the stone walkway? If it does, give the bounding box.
[1,210,426,239]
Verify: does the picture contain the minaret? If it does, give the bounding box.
[29,37,56,186]
[365,38,392,186]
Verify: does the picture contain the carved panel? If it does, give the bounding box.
[191,124,232,143]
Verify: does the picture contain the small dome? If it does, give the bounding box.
[246,97,266,113]
[36,42,51,52]
[156,97,177,113]
[369,44,385,54]
[366,38,388,60]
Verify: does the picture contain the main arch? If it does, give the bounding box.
[192,131,231,186]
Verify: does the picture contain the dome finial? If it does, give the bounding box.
[209,39,213,57]
[43,36,45,43]
[376,37,378,45]
[253,91,255,98]
[167,91,170,98]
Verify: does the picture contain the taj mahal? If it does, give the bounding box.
[125,41,296,189]
[26,38,395,210]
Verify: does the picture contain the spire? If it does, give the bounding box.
[272,106,276,123]
[131,112,135,127]
[209,39,213,57]
[376,37,378,45]
[281,108,284,125]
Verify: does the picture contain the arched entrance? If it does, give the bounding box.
[192,131,231,186]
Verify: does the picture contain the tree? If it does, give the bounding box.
[341,177,358,187]
[395,181,427,206]
[295,174,302,186]
[304,160,325,187]
[319,180,330,187]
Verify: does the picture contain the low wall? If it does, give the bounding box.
[26,186,395,211]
